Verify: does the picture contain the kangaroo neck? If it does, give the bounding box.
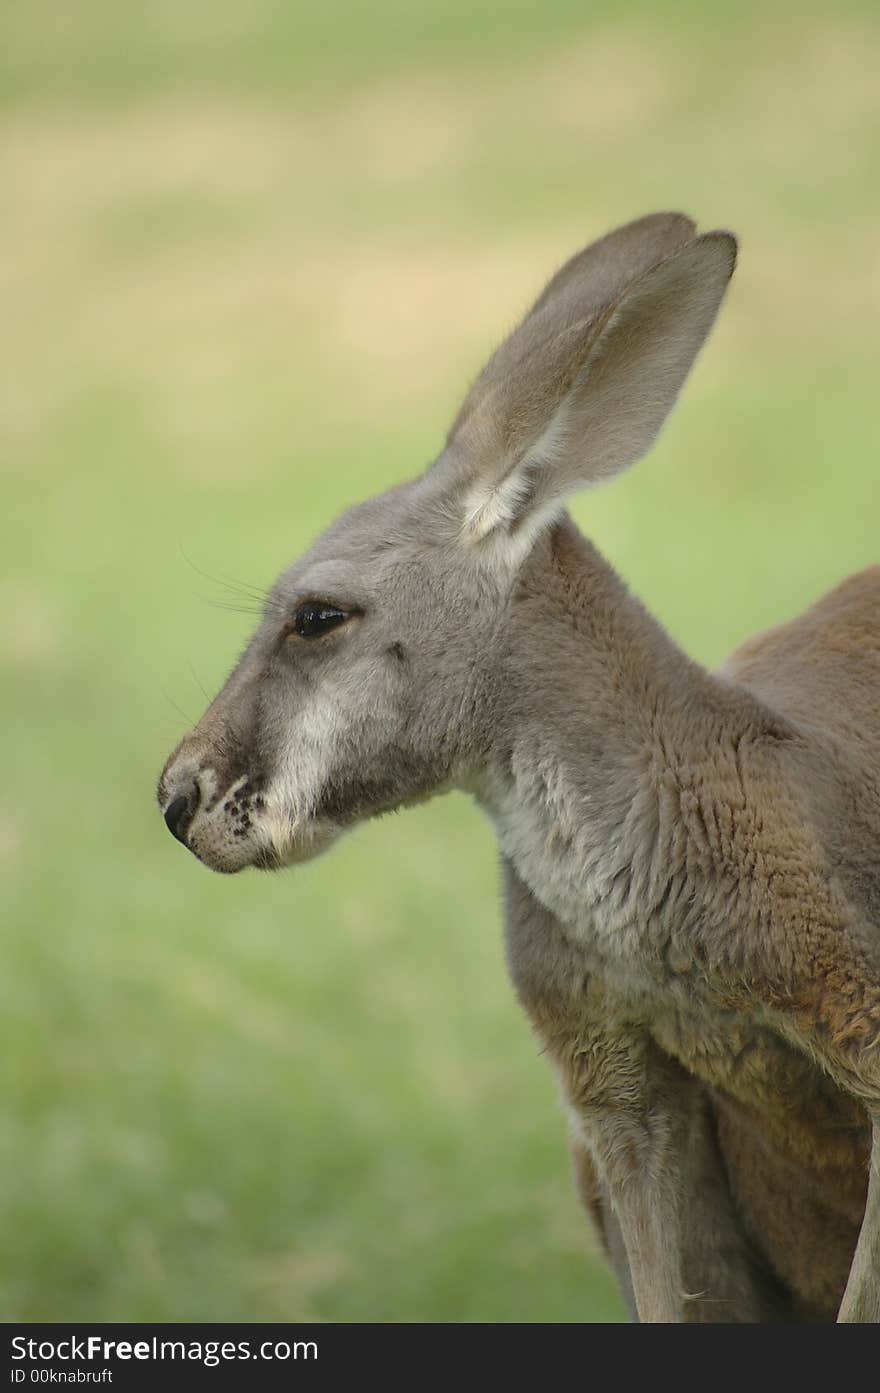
[474,517,760,950]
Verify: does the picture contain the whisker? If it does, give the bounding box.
[162,688,194,726]
[214,569,275,602]
[200,597,267,616]
[178,544,274,604]
[187,661,210,702]
[197,595,292,623]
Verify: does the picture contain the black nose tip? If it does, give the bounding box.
[164,793,194,845]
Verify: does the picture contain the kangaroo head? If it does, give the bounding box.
[158,212,736,873]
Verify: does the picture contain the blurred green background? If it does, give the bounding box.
[2,1,878,1322]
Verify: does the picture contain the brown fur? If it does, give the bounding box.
[159,214,880,1321]
[501,525,880,1319]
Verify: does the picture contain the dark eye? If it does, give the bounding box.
[292,602,350,639]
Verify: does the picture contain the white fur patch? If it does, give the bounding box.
[260,689,348,865]
[479,754,660,1000]
[459,407,577,568]
[461,462,531,541]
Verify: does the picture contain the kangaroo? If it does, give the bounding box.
[158,213,880,1322]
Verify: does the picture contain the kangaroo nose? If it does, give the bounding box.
[163,789,197,845]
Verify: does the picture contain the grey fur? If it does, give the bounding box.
[159,213,880,1322]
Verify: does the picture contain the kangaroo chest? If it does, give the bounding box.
[492,778,836,1115]
[503,855,857,1129]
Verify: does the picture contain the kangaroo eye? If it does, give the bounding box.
[292,603,349,639]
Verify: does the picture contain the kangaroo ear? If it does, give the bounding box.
[440,215,736,554]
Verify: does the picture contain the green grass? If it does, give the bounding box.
[2,0,878,1322]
